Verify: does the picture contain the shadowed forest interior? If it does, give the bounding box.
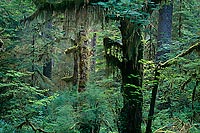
[0,0,199,133]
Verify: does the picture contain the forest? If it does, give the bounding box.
[0,0,199,133]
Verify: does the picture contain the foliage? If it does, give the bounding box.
[18,76,122,132]
[142,1,200,133]
[0,0,200,133]
[0,70,44,124]
[0,1,56,132]
[95,0,153,29]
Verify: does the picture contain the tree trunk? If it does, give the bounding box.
[73,48,79,86]
[43,10,53,79]
[178,0,182,37]
[191,80,199,123]
[43,60,52,79]
[146,3,173,133]
[31,34,35,86]
[77,30,90,92]
[156,3,173,62]
[90,33,97,72]
[78,40,90,92]
[145,68,159,133]
[118,20,143,133]
[77,30,100,133]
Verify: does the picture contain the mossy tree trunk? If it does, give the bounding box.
[118,20,143,133]
[103,1,162,131]
[64,29,90,92]
[77,30,100,133]
[78,35,90,92]
[103,24,143,133]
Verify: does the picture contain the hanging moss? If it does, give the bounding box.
[33,0,85,11]
[103,37,124,76]
[22,0,106,34]
[32,0,109,12]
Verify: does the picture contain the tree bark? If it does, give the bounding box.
[43,60,52,79]
[43,10,53,79]
[118,20,143,133]
[31,34,35,86]
[191,80,199,123]
[90,33,97,72]
[103,21,144,133]
[156,3,173,62]
[78,40,90,92]
[73,47,79,86]
[145,68,159,133]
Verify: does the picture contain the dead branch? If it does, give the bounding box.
[154,122,176,133]
[61,76,74,82]
[35,69,55,87]
[69,122,80,130]
[16,118,54,133]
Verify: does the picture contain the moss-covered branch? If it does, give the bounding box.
[160,42,200,68]
[65,46,79,54]
[61,76,74,82]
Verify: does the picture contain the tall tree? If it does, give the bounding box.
[156,2,173,62]
[103,1,160,132]
[13,0,180,132]
[146,2,173,133]
[64,29,90,92]
[90,33,97,72]
[42,10,54,79]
